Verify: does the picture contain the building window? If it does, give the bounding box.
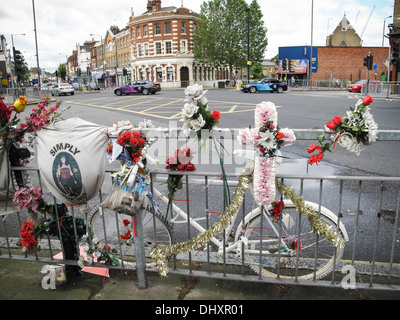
[138,44,143,57]
[164,22,171,34]
[155,23,161,35]
[155,42,162,55]
[136,26,141,38]
[180,40,187,53]
[143,25,148,37]
[181,22,186,34]
[144,43,149,56]
[165,41,172,54]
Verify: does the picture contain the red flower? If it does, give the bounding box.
[123,219,130,227]
[294,240,301,252]
[103,245,111,251]
[137,138,146,148]
[308,153,324,165]
[19,221,37,248]
[276,131,284,140]
[362,95,373,106]
[273,200,285,220]
[307,144,316,153]
[211,110,221,120]
[331,116,342,126]
[185,163,196,171]
[326,122,336,130]
[120,229,131,239]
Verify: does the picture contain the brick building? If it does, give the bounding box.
[314,47,389,82]
[128,0,200,87]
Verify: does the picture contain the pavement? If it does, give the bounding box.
[1,258,400,305]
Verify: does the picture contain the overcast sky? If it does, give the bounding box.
[1,0,395,73]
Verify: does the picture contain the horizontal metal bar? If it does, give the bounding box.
[138,128,400,142]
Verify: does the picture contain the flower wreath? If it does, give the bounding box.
[308,95,379,164]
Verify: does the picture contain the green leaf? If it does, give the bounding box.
[317,135,325,143]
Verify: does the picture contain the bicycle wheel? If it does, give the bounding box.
[242,201,346,280]
[88,205,175,259]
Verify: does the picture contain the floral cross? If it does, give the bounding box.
[237,101,296,206]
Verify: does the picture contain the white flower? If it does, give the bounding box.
[184,84,207,101]
[137,119,154,129]
[181,102,199,119]
[362,109,379,143]
[190,115,206,131]
[78,256,85,268]
[258,130,276,150]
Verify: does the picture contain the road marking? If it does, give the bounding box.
[64,98,282,119]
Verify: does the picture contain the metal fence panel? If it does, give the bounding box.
[1,130,399,292]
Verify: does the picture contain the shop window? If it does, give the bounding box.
[167,67,174,82]
[156,67,163,82]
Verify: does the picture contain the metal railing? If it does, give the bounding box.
[1,129,399,292]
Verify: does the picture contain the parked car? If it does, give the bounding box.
[346,80,382,93]
[114,80,161,96]
[51,83,75,96]
[241,78,287,93]
[88,82,100,91]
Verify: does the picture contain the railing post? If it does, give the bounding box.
[133,207,148,289]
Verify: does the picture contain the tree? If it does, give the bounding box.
[193,0,268,79]
[57,63,66,81]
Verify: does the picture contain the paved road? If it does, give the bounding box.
[58,88,400,176]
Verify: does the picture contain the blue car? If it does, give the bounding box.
[114,80,161,96]
[241,78,287,93]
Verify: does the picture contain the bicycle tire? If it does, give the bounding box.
[241,201,346,280]
[88,205,175,260]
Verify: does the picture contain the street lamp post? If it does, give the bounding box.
[245,7,250,84]
[32,0,41,89]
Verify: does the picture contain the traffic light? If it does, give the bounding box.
[13,48,23,72]
[123,68,127,76]
[391,39,400,66]
[282,59,287,71]
[363,53,373,70]
[288,59,292,72]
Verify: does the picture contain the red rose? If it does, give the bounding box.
[120,229,131,239]
[307,144,316,153]
[326,121,336,130]
[131,131,140,138]
[276,131,284,140]
[331,116,342,126]
[362,95,373,106]
[121,131,131,141]
[117,136,125,146]
[130,137,139,146]
[137,138,146,148]
[308,154,318,165]
[185,163,196,171]
[123,219,130,227]
[211,110,221,120]
[273,200,285,220]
